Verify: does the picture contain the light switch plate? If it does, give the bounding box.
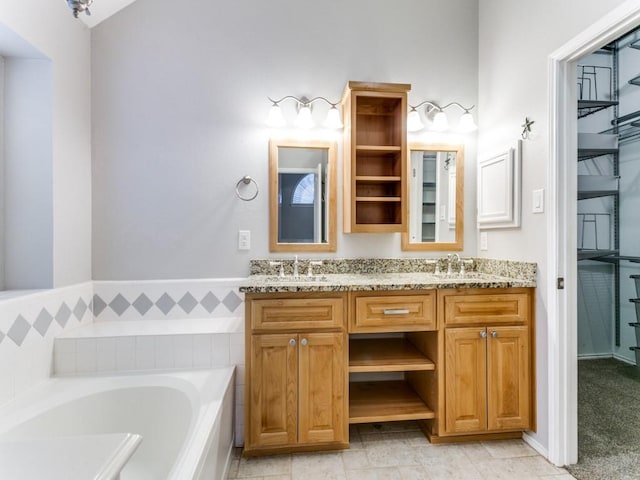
[238,230,250,250]
[533,189,544,213]
[480,232,488,251]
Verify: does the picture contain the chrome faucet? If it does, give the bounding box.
[447,253,460,275]
[307,260,322,277]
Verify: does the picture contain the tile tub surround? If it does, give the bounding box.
[241,258,537,293]
[0,282,94,407]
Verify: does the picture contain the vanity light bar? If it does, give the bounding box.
[408,100,477,133]
[266,95,343,129]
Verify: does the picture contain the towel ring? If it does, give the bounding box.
[235,175,259,201]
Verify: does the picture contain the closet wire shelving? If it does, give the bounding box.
[577,31,640,348]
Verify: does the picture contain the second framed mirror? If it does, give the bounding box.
[401,143,464,251]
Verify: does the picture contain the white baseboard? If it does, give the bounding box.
[523,432,548,460]
[577,353,612,360]
[613,353,636,365]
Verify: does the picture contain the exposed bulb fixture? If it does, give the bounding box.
[67,0,93,18]
[407,100,476,133]
[266,95,343,130]
[407,108,424,132]
[266,102,286,128]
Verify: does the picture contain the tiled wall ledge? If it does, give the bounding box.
[0,282,94,406]
[249,257,537,283]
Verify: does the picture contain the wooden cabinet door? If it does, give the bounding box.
[444,327,487,434]
[298,332,347,444]
[487,326,530,431]
[249,334,298,448]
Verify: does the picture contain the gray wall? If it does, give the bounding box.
[91,0,479,280]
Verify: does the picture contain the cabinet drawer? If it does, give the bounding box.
[352,293,436,332]
[251,297,345,331]
[444,293,530,326]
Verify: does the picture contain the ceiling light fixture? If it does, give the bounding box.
[408,100,476,133]
[266,95,343,129]
[67,0,93,18]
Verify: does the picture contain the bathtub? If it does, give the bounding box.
[0,367,235,480]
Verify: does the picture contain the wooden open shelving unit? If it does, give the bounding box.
[349,380,435,424]
[342,81,410,233]
[349,338,435,373]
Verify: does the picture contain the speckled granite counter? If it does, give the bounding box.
[239,258,536,293]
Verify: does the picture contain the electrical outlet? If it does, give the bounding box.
[480,231,488,251]
[238,230,250,250]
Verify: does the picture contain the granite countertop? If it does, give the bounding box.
[239,258,537,294]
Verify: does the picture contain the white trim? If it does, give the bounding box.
[547,0,640,467]
[577,353,613,360]
[613,353,636,365]
[523,432,548,459]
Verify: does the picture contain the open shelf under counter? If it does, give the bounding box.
[355,145,402,152]
[349,380,435,424]
[349,338,435,373]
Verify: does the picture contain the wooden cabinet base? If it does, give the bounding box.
[423,427,522,445]
[243,442,350,457]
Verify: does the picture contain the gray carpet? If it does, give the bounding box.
[567,358,640,480]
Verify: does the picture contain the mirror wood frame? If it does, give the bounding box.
[269,138,337,252]
[401,143,464,251]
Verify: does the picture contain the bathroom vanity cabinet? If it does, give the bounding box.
[243,281,536,455]
[342,81,410,233]
[244,294,348,456]
[438,288,533,438]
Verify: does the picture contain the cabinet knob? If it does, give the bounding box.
[301,338,308,346]
[491,331,499,338]
[480,330,487,339]
[289,338,296,346]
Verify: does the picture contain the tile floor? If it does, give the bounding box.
[227,422,575,480]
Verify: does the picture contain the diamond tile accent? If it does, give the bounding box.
[156,293,176,315]
[223,291,242,312]
[33,308,54,337]
[8,315,31,346]
[0,331,5,344]
[109,294,131,317]
[201,292,220,313]
[73,298,88,321]
[178,292,198,314]
[55,303,73,327]
[93,295,108,317]
[132,294,153,315]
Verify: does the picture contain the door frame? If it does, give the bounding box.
[547,0,640,466]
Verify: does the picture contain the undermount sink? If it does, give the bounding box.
[264,275,330,283]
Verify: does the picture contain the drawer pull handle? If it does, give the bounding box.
[383,309,410,315]
[289,338,296,346]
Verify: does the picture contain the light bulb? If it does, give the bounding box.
[296,104,314,129]
[432,110,449,131]
[324,106,343,129]
[266,104,286,127]
[407,109,424,132]
[458,111,477,132]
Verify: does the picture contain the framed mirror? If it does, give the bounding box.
[401,143,464,251]
[269,138,337,252]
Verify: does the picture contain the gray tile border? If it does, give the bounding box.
[223,291,242,312]
[132,293,153,315]
[178,292,198,313]
[0,331,5,344]
[73,298,88,321]
[156,293,176,315]
[200,292,220,313]
[7,315,31,346]
[109,294,131,316]
[92,294,108,317]
[55,302,73,327]
[33,308,54,337]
